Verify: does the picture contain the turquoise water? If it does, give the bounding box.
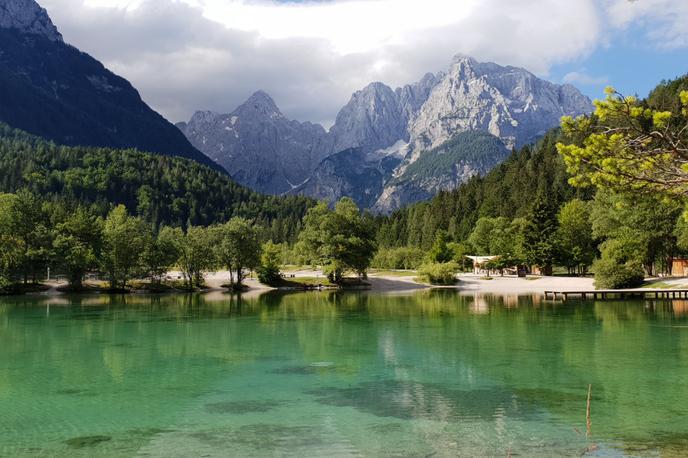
[1,290,688,456]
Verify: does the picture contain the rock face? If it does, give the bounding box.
[178,91,331,194]
[0,0,220,171]
[329,82,408,154]
[291,142,405,210]
[372,131,510,213]
[396,72,445,123]
[408,55,592,152]
[183,55,593,209]
[0,0,62,41]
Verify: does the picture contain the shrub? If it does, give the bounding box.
[0,275,10,290]
[593,258,645,289]
[256,241,282,286]
[256,265,281,285]
[418,262,460,285]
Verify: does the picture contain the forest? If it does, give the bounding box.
[372,75,688,287]
[0,75,687,291]
[0,123,313,240]
[0,192,373,291]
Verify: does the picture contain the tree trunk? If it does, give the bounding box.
[71,272,82,288]
[236,265,244,286]
[183,270,193,290]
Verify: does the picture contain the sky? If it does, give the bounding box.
[39,0,688,127]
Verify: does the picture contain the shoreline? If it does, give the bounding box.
[5,269,687,298]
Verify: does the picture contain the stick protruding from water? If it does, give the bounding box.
[586,384,592,438]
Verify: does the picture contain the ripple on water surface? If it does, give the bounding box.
[1,291,687,456]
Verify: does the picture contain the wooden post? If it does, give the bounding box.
[586,384,592,439]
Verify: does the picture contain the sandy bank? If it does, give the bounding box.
[21,269,606,298]
[456,274,595,295]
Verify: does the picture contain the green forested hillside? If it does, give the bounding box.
[392,131,509,185]
[376,130,594,250]
[0,28,219,170]
[373,75,688,287]
[0,123,312,241]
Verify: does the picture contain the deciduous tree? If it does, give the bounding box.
[555,199,595,274]
[143,226,182,284]
[178,226,217,290]
[256,240,282,285]
[299,198,377,283]
[217,217,261,289]
[53,207,103,288]
[101,205,148,290]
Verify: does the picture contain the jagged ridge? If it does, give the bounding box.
[182,56,593,209]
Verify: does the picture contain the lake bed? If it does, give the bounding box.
[1,290,687,456]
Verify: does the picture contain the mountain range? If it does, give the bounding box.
[1,0,593,214]
[179,56,593,211]
[0,0,219,170]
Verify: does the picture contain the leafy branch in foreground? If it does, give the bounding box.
[557,85,688,195]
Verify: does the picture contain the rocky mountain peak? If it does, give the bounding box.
[356,81,392,98]
[330,81,407,154]
[178,91,332,195]
[396,71,444,120]
[0,0,62,41]
[186,110,220,127]
[409,55,593,151]
[181,54,593,211]
[236,90,283,118]
[451,53,476,63]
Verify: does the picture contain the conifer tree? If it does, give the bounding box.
[523,193,558,275]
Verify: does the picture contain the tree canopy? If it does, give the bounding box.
[299,198,377,282]
[557,78,688,196]
[0,123,313,242]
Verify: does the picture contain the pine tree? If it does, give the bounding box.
[523,193,557,275]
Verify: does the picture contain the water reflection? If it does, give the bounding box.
[1,290,687,456]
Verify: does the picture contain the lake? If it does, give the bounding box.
[1,290,687,456]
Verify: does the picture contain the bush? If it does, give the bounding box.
[418,262,460,285]
[256,240,282,286]
[256,265,281,285]
[593,258,645,289]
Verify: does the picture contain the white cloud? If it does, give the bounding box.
[563,71,608,86]
[40,0,602,125]
[605,0,688,49]
[199,0,479,55]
